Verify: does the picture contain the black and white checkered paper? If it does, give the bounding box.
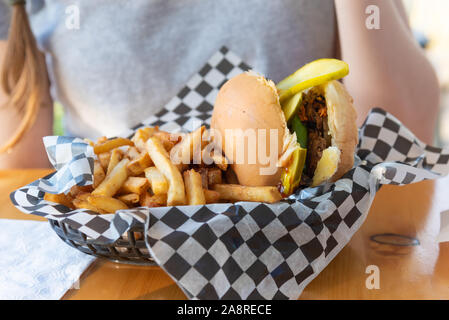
[10,47,449,299]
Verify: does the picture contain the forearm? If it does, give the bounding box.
[0,41,53,169]
[334,0,439,143]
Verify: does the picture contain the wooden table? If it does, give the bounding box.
[1,169,449,300]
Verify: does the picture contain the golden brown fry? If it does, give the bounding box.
[144,167,169,195]
[98,151,111,171]
[87,195,129,213]
[212,184,282,203]
[97,136,108,144]
[170,126,206,165]
[126,146,141,160]
[146,137,186,206]
[183,170,206,205]
[119,176,149,195]
[198,168,209,189]
[207,167,223,186]
[211,154,228,171]
[132,127,157,152]
[75,192,90,201]
[201,147,228,171]
[44,193,74,209]
[94,137,134,154]
[106,148,123,175]
[93,160,106,189]
[117,193,140,206]
[69,185,93,198]
[203,189,221,204]
[127,152,153,176]
[92,158,130,197]
[72,198,105,214]
[139,191,168,207]
[153,131,178,151]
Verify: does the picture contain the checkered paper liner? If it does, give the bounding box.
[10,47,449,300]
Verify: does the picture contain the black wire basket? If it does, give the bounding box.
[49,219,155,265]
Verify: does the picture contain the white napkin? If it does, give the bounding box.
[438,210,449,243]
[0,219,95,300]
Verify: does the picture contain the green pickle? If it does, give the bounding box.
[282,92,302,123]
[277,58,349,103]
[281,146,307,196]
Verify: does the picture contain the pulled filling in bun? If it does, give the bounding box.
[300,89,332,180]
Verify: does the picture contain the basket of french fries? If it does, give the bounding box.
[10,48,449,299]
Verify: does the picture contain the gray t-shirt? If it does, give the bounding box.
[0,0,336,139]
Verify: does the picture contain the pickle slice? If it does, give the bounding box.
[281,146,307,196]
[277,59,349,103]
[282,92,302,124]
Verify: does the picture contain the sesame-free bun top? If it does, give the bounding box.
[211,72,286,186]
[211,73,358,188]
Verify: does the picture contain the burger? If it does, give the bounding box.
[211,59,358,196]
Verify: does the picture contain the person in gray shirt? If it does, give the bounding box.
[0,0,439,167]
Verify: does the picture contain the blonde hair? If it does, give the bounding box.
[1,1,49,153]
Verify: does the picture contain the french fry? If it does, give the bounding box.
[97,136,108,144]
[201,147,228,171]
[198,168,209,189]
[212,184,282,203]
[132,127,157,152]
[211,154,228,171]
[203,189,220,204]
[44,193,74,209]
[207,167,223,186]
[170,126,206,165]
[153,130,178,151]
[146,137,186,206]
[72,198,105,214]
[69,185,93,198]
[127,152,153,176]
[117,193,140,206]
[126,146,141,160]
[119,176,149,194]
[144,167,169,195]
[98,151,111,171]
[183,170,206,205]
[140,191,167,207]
[92,158,130,197]
[107,148,123,175]
[94,137,134,154]
[75,192,90,201]
[87,195,129,213]
[93,160,106,189]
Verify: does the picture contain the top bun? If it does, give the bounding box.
[211,72,286,186]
